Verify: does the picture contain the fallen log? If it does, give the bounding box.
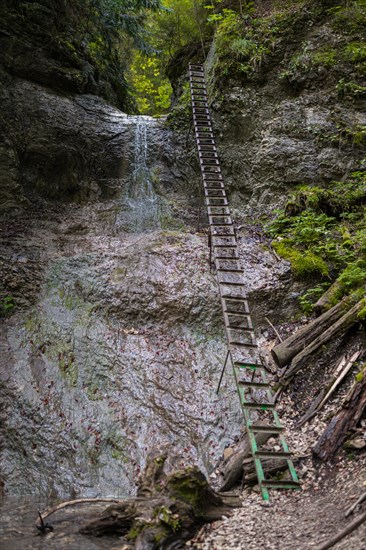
[280,300,365,384]
[36,498,122,532]
[345,490,366,517]
[242,457,288,485]
[296,350,362,427]
[272,297,353,368]
[313,281,342,316]
[77,451,240,548]
[313,366,366,461]
[218,431,271,492]
[315,508,366,550]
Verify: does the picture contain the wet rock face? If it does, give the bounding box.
[0,204,242,498]
[0,194,292,499]
[0,74,196,212]
[211,88,365,216]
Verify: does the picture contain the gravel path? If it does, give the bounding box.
[187,440,366,549]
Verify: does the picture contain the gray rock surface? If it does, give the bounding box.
[0,75,197,212]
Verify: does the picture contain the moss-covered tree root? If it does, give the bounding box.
[77,452,240,548]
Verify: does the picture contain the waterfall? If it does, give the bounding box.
[123,116,161,232]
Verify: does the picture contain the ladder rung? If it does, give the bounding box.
[205,190,226,197]
[238,380,269,388]
[204,183,224,189]
[222,293,248,301]
[255,450,292,459]
[226,319,252,330]
[212,235,235,242]
[210,216,232,224]
[233,361,263,370]
[215,254,240,260]
[261,480,300,489]
[242,402,275,410]
[204,176,223,181]
[200,160,220,166]
[229,340,257,348]
[249,425,283,434]
[215,249,239,258]
[233,362,263,371]
[218,267,242,273]
[211,220,233,227]
[208,207,230,214]
[206,199,229,206]
[219,280,245,287]
[224,308,249,315]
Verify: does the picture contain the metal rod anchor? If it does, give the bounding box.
[216,350,230,394]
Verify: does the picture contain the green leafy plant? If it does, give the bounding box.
[267,169,366,307]
[1,295,15,316]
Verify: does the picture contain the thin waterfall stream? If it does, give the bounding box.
[118,116,162,232]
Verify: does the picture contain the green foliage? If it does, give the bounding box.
[336,79,366,98]
[272,242,329,279]
[0,295,15,316]
[298,283,330,314]
[337,260,366,293]
[129,0,209,115]
[355,369,364,382]
[65,0,164,108]
[343,41,366,63]
[329,0,366,34]
[213,7,280,77]
[279,2,366,93]
[267,169,366,312]
[59,352,79,387]
[130,51,172,114]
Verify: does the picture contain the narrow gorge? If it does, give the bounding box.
[0,1,365,549]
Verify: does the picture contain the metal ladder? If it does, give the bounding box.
[188,63,300,500]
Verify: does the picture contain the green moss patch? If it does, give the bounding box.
[267,169,366,313]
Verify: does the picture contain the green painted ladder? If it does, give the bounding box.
[188,63,300,500]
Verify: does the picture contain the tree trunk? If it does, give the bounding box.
[218,431,271,491]
[280,300,364,384]
[313,372,366,461]
[314,281,342,316]
[271,297,352,368]
[296,351,362,427]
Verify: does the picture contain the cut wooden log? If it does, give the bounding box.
[272,297,353,368]
[314,281,342,316]
[313,368,366,461]
[296,350,362,427]
[242,457,288,485]
[218,431,271,492]
[280,300,365,384]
